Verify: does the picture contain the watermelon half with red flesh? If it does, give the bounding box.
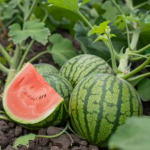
[3,63,68,129]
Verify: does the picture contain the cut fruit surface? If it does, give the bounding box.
[3,63,63,124]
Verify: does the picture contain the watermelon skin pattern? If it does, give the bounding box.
[43,74,73,107]
[22,102,68,130]
[69,74,143,147]
[34,63,59,75]
[60,54,113,87]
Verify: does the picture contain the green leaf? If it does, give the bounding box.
[74,21,110,61]
[89,21,110,35]
[49,34,64,44]
[94,35,108,43]
[114,15,139,29]
[0,1,19,20]
[109,116,150,150]
[137,79,150,101]
[145,15,150,25]
[110,34,116,38]
[0,57,7,65]
[13,134,36,149]
[48,0,79,12]
[8,19,50,45]
[95,17,127,53]
[48,34,77,66]
[80,0,91,7]
[102,1,118,21]
[34,3,80,35]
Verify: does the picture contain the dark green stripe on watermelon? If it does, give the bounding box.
[69,74,143,147]
[42,74,73,107]
[60,54,113,87]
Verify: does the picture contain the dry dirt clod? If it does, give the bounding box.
[5,129,15,145]
[70,134,81,146]
[47,127,60,135]
[79,141,88,147]
[0,131,9,149]
[28,140,37,149]
[88,145,99,150]
[15,125,23,137]
[8,122,16,128]
[51,146,60,150]
[5,145,16,150]
[17,145,28,150]
[80,146,88,150]
[50,134,71,148]
[0,120,9,132]
[37,137,50,146]
[71,147,81,150]
[38,128,47,135]
[43,146,50,150]
[60,148,69,150]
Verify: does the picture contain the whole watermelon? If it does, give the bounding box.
[34,63,59,75]
[69,74,143,147]
[60,54,112,87]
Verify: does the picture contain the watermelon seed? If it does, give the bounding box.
[30,85,35,89]
[17,77,25,85]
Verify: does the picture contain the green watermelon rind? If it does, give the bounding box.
[34,63,59,75]
[21,101,68,130]
[60,54,113,87]
[69,73,143,147]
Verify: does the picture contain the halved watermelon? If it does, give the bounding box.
[3,63,68,129]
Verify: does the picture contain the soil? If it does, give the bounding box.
[1,29,150,150]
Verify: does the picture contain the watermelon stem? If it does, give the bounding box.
[111,0,131,50]
[0,63,9,74]
[29,51,49,63]
[131,44,150,54]
[0,44,12,65]
[76,11,93,29]
[105,32,122,74]
[4,45,21,89]
[0,110,6,114]
[17,40,35,72]
[58,127,74,145]
[121,57,150,79]
[127,73,150,82]
[68,124,85,139]
[24,0,39,21]
[0,114,12,121]
[36,121,69,138]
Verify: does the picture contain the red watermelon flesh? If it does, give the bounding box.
[3,63,63,124]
